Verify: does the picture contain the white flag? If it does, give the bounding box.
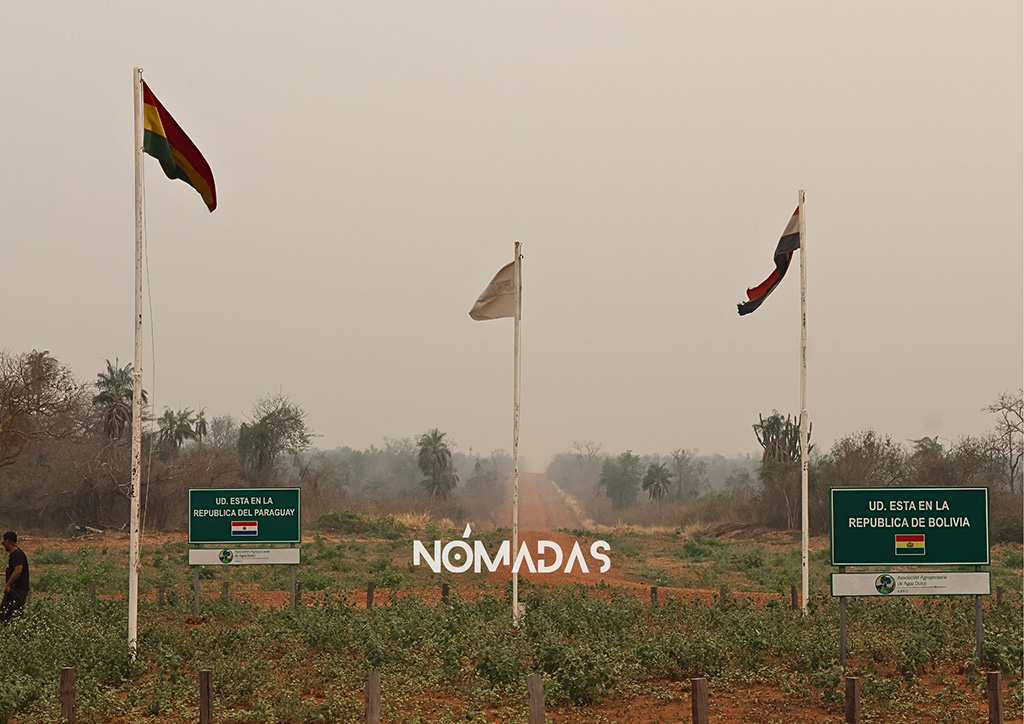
[469,261,516,321]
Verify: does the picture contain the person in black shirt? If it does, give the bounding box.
[2,531,29,623]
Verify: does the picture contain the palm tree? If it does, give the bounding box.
[157,407,197,455]
[194,408,208,446]
[642,462,672,504]
[93,359,147,440]
[417,428,458,499]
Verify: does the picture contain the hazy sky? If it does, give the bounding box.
[2,2,1021,469]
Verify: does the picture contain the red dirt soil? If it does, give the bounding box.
[487,473,786,606]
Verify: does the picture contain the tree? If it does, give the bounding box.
[753,411,811,531]
[816,431,906,489]
[194,408,209,446]
[238,394,313,484]
[466,451,511,495]
[0,350,86,468]
[906,436,950,487]
[552,440,603,496]
[208,414,239,449]
[723,468,754,496]
[669,448,707,502]
[906,435,1002,489]
[572,440,603,461]
[417,428,458,499]
[642,462,672,504]
[92,359,147,440]
[754,411,811,464]
[984,390,1023,494]
[293,451,346,519]
[598,451,643,510]
[156,407,197,457]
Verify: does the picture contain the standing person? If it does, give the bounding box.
[2,531,30,623]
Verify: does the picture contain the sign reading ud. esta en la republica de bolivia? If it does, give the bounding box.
[830,487,989,566]
[189,488,301,544]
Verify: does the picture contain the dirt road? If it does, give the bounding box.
[493,472,582,532]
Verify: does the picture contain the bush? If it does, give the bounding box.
[315,510,366,534]
[990,492,1023,544]
[32,547,72,565]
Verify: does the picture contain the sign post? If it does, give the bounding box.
[830,487,990,668]
[188,488,302,613]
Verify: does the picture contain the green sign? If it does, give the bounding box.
[830,487,989,566]
[189,488,301,544]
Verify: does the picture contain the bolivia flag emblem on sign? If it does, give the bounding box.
[895,534,925,555]
[231,521,258,537]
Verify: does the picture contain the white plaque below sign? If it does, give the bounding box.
[832,571,989,597]
[189,548,300,566]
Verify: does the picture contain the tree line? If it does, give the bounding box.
[0,349,508,533]
[3,347,1018,540]
[545,396,1023,542]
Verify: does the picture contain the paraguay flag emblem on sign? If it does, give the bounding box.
[231,521,258,537]
[895,534,925,555]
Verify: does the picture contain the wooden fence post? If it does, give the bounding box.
[996,586,1003,606]
[845,676,861,723]
[366,582,375,608]
[157,581,165,609]
[650,586,658,606]
[791,584,798,610]
[88,579,96,597]
[222,581,229,600]
[526,673,546,724]
[199,670,213,724]
[59,667,76,724]
[988,670,1003,724]
[441,582,449,606]
[364,671,381,724]
[690,677,709,724]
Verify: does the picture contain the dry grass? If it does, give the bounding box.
[393,511,432,534]
[545,481,766,540]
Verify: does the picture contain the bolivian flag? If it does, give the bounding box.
[895,534,925,555]
[142,82,217,212]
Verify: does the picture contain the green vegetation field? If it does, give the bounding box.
[3,516,1022,723]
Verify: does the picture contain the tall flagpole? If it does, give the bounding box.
[129,67,145,656]
[798,189,809,614]
[512,241,522,626]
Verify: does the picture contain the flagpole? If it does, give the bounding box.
[129,67,145,657]
[512,241,522,627]
[798,189,809,615]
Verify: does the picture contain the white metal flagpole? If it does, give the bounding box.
[129,67,145,656]
[512,241,522,626]
[798,189,809,614]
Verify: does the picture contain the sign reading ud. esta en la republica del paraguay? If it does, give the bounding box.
[189,488,301,544]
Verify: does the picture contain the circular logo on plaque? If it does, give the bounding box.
[874,574,896,595]
[219,549,234,564]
